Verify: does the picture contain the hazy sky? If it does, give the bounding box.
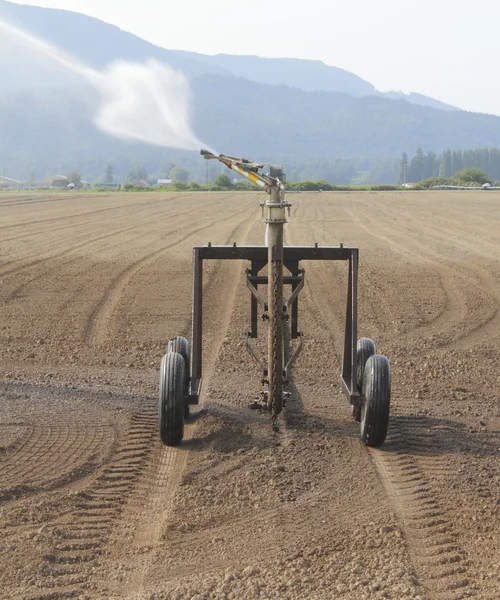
[8,0,500,115]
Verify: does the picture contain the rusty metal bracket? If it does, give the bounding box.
[285,331,303,381]
[244,331,266,376]
[284,272,304,316]
[246,272,268,314]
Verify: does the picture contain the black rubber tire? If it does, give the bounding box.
[360,354,391,447]
[356,338,376,393]
[159,352,185,446]
[166,336,190,420]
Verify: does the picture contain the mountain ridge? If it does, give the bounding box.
[0,0,456,111]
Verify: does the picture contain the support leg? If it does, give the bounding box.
[191,248,203,396]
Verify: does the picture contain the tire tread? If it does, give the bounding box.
[159,352,185,446]
[361,354,390,447]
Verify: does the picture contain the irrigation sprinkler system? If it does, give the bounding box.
[159,151,391,447]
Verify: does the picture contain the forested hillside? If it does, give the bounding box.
[2,76,500,184]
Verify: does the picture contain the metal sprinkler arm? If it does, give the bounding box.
[200,149,280,192]
[201,149,288,428]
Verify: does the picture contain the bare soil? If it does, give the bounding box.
[0,191,498,600]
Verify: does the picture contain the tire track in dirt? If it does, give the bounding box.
[375,202,500,349]
[113,205,263,599]
[0,387,121,504]
[371,432,478,600]
[343,202,494,350]
[2,201,219,307]
[333,200,481,598]
[0,386,148,599]
[286,198,477,598]
[0,194,184,232]
[0,197,261,599]
[344,203,466,341]
[451,267,500,349]
[366,201,500,349]
[22,408,158,600]
[84,201,259,346]
[0,196,204,280]
[373,199,500,257]
[0,194,82,208]
[0,424,111,502]
[384,201,497,337]
[1,218,110,245]
[0,195,179,245]
[0,386,159,599]
[2,220,168,297]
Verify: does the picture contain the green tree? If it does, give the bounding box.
[214,174,233,189]
[169,166,189,183]
[439,149,452,178]
[424,151,438,179]
[454,168,490,185]
[105,164,114,183]
[67,171,82,186]
[408,147,425,182]
[397,152,408,184]
[173,181,189,190]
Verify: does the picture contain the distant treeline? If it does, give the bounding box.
[398,147,500,183]
[113,181,400,193]
[113,165,496,193]
[288,147,500,185]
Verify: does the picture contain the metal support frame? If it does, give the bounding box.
[195,151,360,418]
[187,244,359,411]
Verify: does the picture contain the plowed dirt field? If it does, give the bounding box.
[0,191,499,600]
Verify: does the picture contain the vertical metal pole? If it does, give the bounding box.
[266,184,285,421]
[191,248,203,395]
[342,250,358,396]
[290,262,300,339]
[351,249,358,396]
[342,254,353,386]
[250,261,258,338]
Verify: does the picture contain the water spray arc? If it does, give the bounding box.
[0,18,207,152]
[159,152,392,444]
